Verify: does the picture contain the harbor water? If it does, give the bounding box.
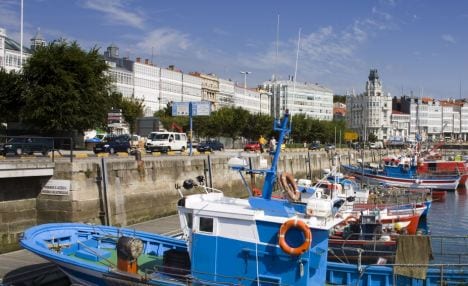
[428,188,468,236]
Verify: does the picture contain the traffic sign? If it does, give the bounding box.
[172,102,190,116]
[172,101,211,116]
[191,101,211,116]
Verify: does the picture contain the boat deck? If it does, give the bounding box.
[69,248,164,274]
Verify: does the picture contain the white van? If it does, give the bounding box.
[145,132,187,153]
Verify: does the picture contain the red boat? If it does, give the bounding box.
[417,160,468,186]
[383,156,467,187]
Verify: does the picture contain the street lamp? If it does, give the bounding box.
[240,71,251,91]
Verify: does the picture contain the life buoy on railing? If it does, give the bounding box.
[279,172,300,201]
[278,219,312,256]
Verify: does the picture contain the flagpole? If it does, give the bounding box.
[20,0,24,68]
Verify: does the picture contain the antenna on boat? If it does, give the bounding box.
[274,14,280,82]
[290,28,301,128]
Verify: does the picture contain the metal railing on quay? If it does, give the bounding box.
[0,135,75,162]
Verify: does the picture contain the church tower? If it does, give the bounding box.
[30,28,46,51]
[366,69,382,97]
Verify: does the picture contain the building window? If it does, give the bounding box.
[199,217,213,233]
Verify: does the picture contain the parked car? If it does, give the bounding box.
[324,143,335,151]
[93,134,131,154]
[146,131,187,153]
[369,141,384,149]
[0,136,53,156]
[197,140,224,152]
[350,142,361,150]
[308,142,321,150]
[244,141,262,152]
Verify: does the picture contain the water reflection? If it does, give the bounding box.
[429,188,468,236]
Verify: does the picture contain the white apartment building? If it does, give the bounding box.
[134,60,160,115]
[390,111,410,140]
[160,66,183,106]
[217,78,235,108]
[394,96,468,141]
[461,103,468,140]
[346,69,392,140]
[262,79,333,120]
[232,86,269,115]
[0,28,35,72]
[182,73,202,103]
[105,44,275,115]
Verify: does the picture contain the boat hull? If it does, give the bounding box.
[342,165,459,191]
[327,261,468,286]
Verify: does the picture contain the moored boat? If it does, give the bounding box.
[21,112,342,286]
[342,161,460,191]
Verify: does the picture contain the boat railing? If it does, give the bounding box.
[351,201,424,213]
[329,234,468,266]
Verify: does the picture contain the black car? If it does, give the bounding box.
[308,142,321,150]
[324,143,336,151]
[196,140,224,152]
[0,136,53,156]
[93,134,131,154]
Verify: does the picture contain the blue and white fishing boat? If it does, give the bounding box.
[21,112,342,285]
[342,157,460,191]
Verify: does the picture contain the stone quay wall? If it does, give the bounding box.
[0,149,390,253]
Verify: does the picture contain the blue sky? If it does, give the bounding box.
[1,0,468,99]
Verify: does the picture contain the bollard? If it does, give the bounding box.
[134,149,142,161]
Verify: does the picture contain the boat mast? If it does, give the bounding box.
[261,112,290,199]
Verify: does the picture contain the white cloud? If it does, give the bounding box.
[0,1,20,31]
[81,0,145,29]
[136,28,191,56]
[213,27,229,36]
[441,34,456,44]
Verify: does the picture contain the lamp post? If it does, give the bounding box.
[240,71,251,94]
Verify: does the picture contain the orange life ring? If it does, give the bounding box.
[278,219,312,256]
[279,172,300,201]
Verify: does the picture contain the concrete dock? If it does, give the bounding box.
[0,215,181,285]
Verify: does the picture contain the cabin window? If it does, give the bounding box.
[199,217,214,233]
[186,213,193,229]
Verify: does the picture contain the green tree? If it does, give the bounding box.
[0,70,24,123]
[20,40,112,133]
[109,92,145,134]
[333,94,346,103]
[242,113,274,140]
[368,133,378,142]
[154,102,189,133]
[290,114,312,143]
[215,107,249,147]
